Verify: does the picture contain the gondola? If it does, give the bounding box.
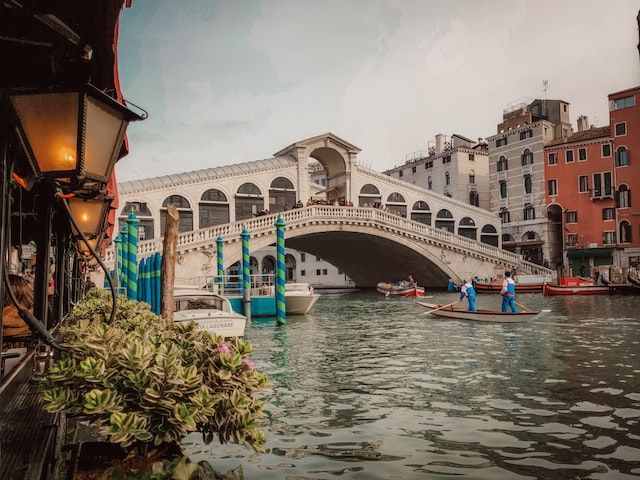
[416,302,540,323]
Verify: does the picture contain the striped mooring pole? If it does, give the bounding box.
[144,257,152,305]
[152,252,162,315]
[216,235,224,293]
[241,228,251,319]
[126,212,140,300]
[119,224,128,295]
[275,216,286,325]
[114,233,123,294]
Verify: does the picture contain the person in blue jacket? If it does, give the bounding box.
[500,271,519,313]
[459,279,477,312]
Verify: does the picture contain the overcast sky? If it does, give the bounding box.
[116,0,640,181]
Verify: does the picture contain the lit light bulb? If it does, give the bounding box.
[62,150,75,166]
[81,212,89,223]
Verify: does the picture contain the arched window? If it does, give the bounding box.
[620,220,632,243]
[385,192,407,217]
[235,183,264,221]
[458,217,477,240]
[269,177,297,212]
[469,191,480,207]
[524,175,532,194]
[521,148,533,165]
[480,224,499,247]
[435,209,455,233]
[445,171,450,186]
[411,201,431,225]
[285,253,296,282]
[615,146,629,167]
[262,255,275,275]
[469,169,475,184]
[120,202,154,240]
[359,184,382,206]
[161,195,193,233]
[500,181,507,199]
[502,233,514,243]
[617,184,631,208]
[497,156,508,172]
[427,176,432,190]
[199,189,230,228]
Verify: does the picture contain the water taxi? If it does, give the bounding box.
[285,283,321,315]
[174,288,247,337]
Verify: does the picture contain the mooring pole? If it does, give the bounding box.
[114,233,122,294]
[119,224,128,296]
[241,228,251,320]
[275,216,287,326]
[216,235,224,294]
[125,213,139,300]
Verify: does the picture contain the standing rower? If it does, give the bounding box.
[500,271,519,313]
[459,279,477,312]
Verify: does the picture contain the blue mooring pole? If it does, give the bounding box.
[241,228,251,320]
[216,235,224,294]
[275,216,286,325]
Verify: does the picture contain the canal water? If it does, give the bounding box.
[185,291,640,479]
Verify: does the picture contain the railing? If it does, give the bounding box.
[498,198,508,209]
[521,164,533,175]
[182,274,275,297]
[105,206,554,276]
[497,170,507,181]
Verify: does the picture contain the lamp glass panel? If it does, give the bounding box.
[78,237,99,255]
[84,96,127,179]
[69,199,107,237]
[11,93,79,173]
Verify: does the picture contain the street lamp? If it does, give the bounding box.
[67,195,111,239]
[8,83,145,187]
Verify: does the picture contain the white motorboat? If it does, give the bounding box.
[285,283,320,315]
[173,288,246,337]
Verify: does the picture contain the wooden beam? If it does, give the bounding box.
[161,204,178,327]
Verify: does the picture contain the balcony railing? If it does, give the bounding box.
[498,198,508,209]
[497,170,507,181]
[522,193,533,205]
[521,164,533,175]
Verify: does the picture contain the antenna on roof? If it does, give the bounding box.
[542,80,549,111]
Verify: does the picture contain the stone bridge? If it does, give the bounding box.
[106,205,553,287]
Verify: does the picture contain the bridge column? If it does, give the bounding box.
[295,148,310,204]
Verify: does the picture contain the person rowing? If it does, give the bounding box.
[500,271,519,313]
[459,279,477,312]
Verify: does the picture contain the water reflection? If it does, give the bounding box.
[187,292,640,479]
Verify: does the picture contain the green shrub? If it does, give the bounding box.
[43,290,268,456]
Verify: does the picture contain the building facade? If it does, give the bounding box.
[384,134,490,210]
[487,99,572,266]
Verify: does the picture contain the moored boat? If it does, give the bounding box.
[377,281,425,297]
[475,274,548,293]
[416,301,539,322]
[543,277,609,296]
[174,288,247,337]
[285,283,320,315]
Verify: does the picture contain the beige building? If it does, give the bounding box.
[384,133,490,210]
[487,99,572,266]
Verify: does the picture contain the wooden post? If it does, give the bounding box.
[161,204,179,327]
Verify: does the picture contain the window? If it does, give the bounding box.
[500,181,507,199]
[563,104,567,112]
[617,185,631,208]
[442,155,452,164]
[603,231,616,245]
[565,211,577,224]
[322,269,328,275]
[499,210,511,223]
[602,144,612,157]
[469,191,480,206]
[602,207,615,220]
[620,221,632,243]
[548,152,557,165]
[300,270,306,276]
[521,149,533,165]
[615,146,629,167]
[593,172,613,198]
[496,137,507,147]
[315,256,321,262]
[398,170,404,178]
[610,95,636,110]
[566,234,578,247]
[300,253,306,262]
[469,169,475,184]
[316,269,321,275]
[579,175,588,193]
[548,179,558,196]
[445,171,450,185]
[520,129,533,140]
[524,175,532,194]
[578,148,587,161]
[469,153,475,161]
[565,150,574,163]
[524,206,536,220]
[425,161,433,169]
[615,122,627,136]
[427,176,432,190]
[412,166,417,173]
[497,156,508,171]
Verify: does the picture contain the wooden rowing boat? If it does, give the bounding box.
[416,302,540,323]
[543,284,610,295]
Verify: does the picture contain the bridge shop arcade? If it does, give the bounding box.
[0,2,145,479]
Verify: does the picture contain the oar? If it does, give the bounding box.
[515,300,551,313]
[420,299,461,315]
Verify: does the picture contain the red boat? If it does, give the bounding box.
[376,281,425,297]
[543,277,610,296]
[475,281,544,293]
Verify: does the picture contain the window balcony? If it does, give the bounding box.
[521,164,533,175]
[498,198,508,209]
[497,170,507,181]
[443,184,451,196]
[468,183,477,192]
[522,193,533,205]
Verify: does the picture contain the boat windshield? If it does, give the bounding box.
[175,297,225,312]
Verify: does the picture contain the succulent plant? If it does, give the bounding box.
[43,290,268,457]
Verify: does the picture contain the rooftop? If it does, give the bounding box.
[545,126,610,147]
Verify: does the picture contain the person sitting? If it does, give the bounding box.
[459,279,477,312]
[500,271,519,313]
[407,274,416,287]
[3,274,34,337]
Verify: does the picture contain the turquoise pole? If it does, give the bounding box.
[216,235,224,293]
[120,224,128,296]
[126,213,140,300]
[241,228,251,318]
[144,257,152,305]
[275,216,286,325]
[154,252,162,315]
[137,260,143,301]
[114,234,122,294]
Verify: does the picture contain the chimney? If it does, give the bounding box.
[435,134,445,154]
[577,115,589,132]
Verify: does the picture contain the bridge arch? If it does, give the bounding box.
[161,195,193,233]
[435,208,455,233]
[386,192,407,217]
[120,201,155,240]
[309,147,348,202]
[199,188,230,228]
[269,176,297,212]
[410,201,431,225]
[235,182,264,221]
[480,224,499,247]
[458,217,477,240]
[358,183,382,206]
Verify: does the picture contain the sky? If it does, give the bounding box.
[116,0,640,182]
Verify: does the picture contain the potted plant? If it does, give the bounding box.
[43,290,268,479]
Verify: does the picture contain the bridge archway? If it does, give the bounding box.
[309,147,347,203]
[161,195,193,233]
[199,189,230,228]
[411,201,431,225]
[435,209,455,233]
[235,182,264,221]
[358,184,381,206]
[269,177,296,212]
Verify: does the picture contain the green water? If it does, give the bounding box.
[184,291,640,479]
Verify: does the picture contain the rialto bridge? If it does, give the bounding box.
[110,133,553,286]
